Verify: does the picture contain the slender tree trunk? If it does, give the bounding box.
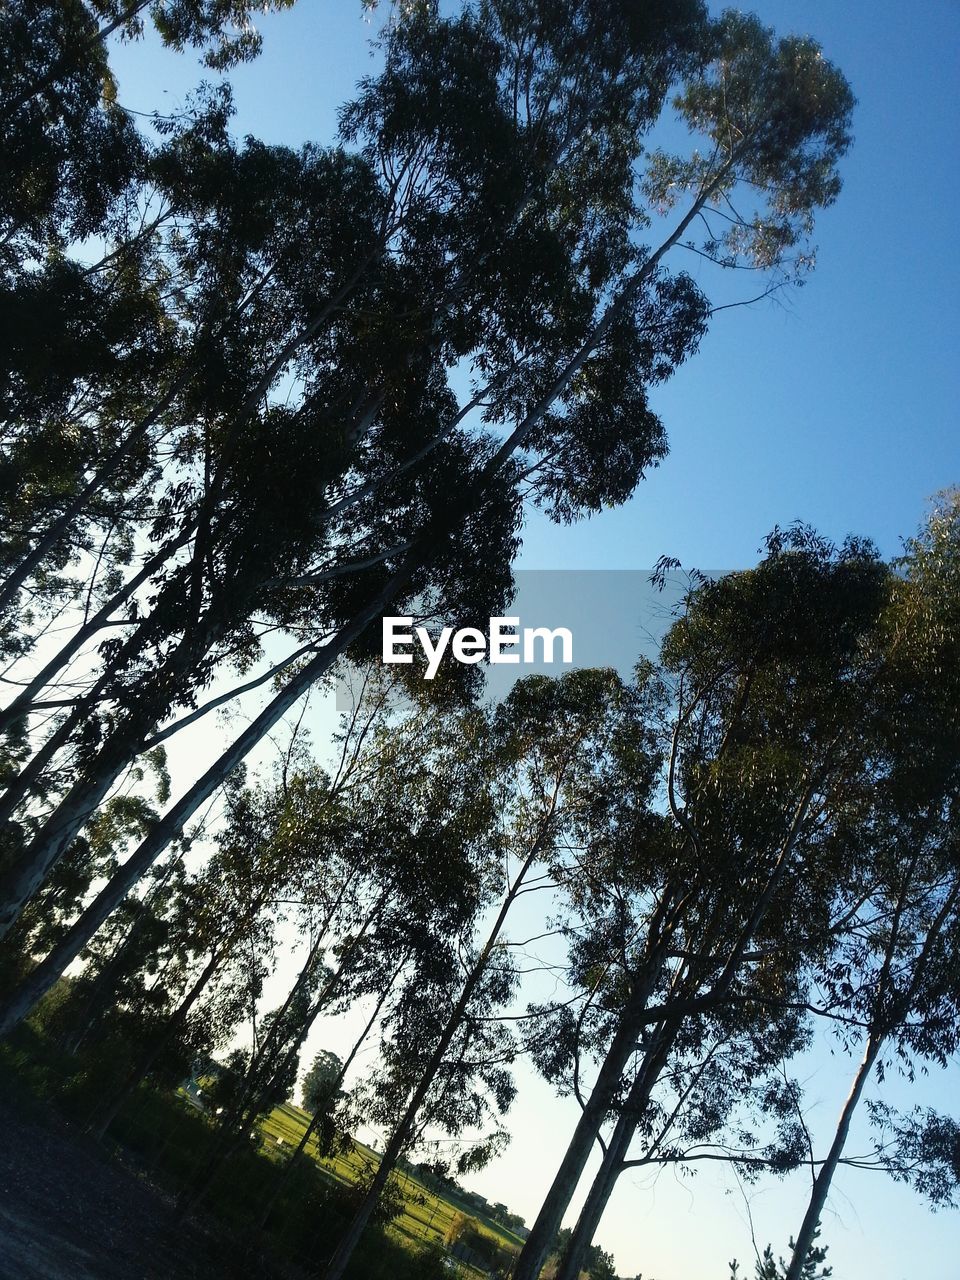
[90,948,222,1140]
[511,1023,640,1280]
[0,555,228,836]
[510,948,672,1280]
[558,1120,630,1280]
[254,960,402,1234]
[0,622,212,940]
[321,834,556,1280]
[0,528,193,736]
[556,1024,677,1280]
[0,662,124,827]
[783,1035,881,1280]
[0,547,423,1037]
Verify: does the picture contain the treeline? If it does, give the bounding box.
[1,2,958,1278]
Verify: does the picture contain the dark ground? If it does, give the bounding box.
[0,1097,292,1280]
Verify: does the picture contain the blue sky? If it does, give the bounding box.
[107,4,959,1276]
[112,0,959,572]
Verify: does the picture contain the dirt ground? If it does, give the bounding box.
[0,1097,287,1280]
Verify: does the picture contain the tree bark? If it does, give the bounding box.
[253,959,402,1234]
[90,947,222,1140]
[557,1119,629,1280]
[783,1035,880,1280]
[321,820,561,1280]
[555,1023,677,1280]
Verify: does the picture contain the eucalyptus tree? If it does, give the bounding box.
[512,527,894,1280]
[518,502,960,1280]
[302,1049,346,1116]
[538,902,816,1280]
[173,677,505,1214]
[0,0,853,997]
[320,665,651,1280]
[780,814,960,1280]
[347,942,519,1199]
[85,775,307,1137]
[0,0,698,920]
[2,0,302,127]
[0,748,172,1004]
[779,495,960,1280]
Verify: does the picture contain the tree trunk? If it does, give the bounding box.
[783,1035,880,1280]
[555,1024,676,1280]
[90,948,222,1140]
[321,837,553,1280]
[0,544,417,1004]
[253,962,400,1235]
[0,595,234,931]
[556,1120,630,1280]
[510,949,670,1280]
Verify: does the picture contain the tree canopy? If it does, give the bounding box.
[3,5,955,1280]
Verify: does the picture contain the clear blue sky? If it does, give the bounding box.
[108,5,959,1276]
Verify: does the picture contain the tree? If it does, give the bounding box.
[731,1226,831,1280]
[171,674,509,1216]
[83,774,301,1138]
[0,0,852,1040]
[516,500,960,1280]
[779,493,960,1280]
[302,1049,345,1115]
[514,525,889,1280]
[316,666,651,1279]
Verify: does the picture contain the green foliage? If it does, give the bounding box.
[866,1102,960,1208]
[302,1049,345,1115]
[10,9,956,1280]
[0,0,857,1006]
[730,1225,831,1280]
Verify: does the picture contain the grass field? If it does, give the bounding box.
[260,1101,527,1266]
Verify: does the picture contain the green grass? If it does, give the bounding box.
[259,1100,525,1265]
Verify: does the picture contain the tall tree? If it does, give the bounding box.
[520,500,960,1280]
[85,776,302,1137]
[781,493,960,1280]
[302,1049,345,1116]
[512,526,894,1280]
[321,666,649,1279]
[0,0,852,1004]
